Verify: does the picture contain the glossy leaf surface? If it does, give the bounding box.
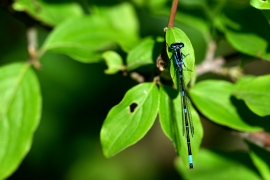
[101,83,159,157]
[189,80,262,132]
[0,63,41,179]
[159,85,203,169]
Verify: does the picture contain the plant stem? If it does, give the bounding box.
[196,41,243,81]
[168,0,179,28]
[27,27,41,69]
[239,131,270,152]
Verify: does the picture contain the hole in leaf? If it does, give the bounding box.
[129,103,138,113]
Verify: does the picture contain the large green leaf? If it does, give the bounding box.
[12,0,83,26]
[262,10,270,22]
[0,62,41,179]
[233,75,270,117]
[159,84,203,169]
[102,51,124,75]
[166,27,195,88]
[189,80,262,132]
[126,37,156,71]
[40,3,139,63]
[100,83,159,157]
[216,6,270,60]
[248,142,270,180]
[176,149,261,180]
[250,0,270,9]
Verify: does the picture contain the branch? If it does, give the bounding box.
[239,131,270,152]
[168,0,179,28]
[27,27,41,69]
[156,1,178,74]
[196,41,243,81]
[130,72,145,83]
[196,41,224,75]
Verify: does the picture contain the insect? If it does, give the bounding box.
[169,42,194,169]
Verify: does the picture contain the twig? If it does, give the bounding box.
[196,41,243,81]
[27,27,41,69]
[239,131,270,152]
[157,1,179,72]
[168,0,179,28]
[196,41,225,76]
[130,72,145,83]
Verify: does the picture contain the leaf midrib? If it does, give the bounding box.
[2,63,30,116]
[106,82,156,155]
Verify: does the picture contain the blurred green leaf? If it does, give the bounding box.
[12,0,83,26]
[233,74,270,116]
[166,27,195,88]
[41,2,139,63]
[180,0,207,7]
[262,10,270,22]
[102,51,124,74]
[134,0,167,8]
[176,149,261,180]
[250,0,270,9]
[100,83,159,157]
[180,0,227,21]
[189,80,262,132]
[234,75,256,85]
[126,37,155,71]
[0,62,41,179]
[159,85,203,169]
[248,142,270,180]
[175,12,211,42]
[217,6,270,60]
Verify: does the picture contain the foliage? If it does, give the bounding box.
[0,63,41,179]
[0,0,270,179]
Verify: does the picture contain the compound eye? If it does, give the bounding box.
[170,44,176,49]
[180,43,184,48]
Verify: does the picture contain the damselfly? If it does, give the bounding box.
[169,42,194,169]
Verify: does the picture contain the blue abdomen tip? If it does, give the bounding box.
[188,155,194,169]
[188,155,193,163]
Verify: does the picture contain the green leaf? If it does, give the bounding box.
[12,0,83,26]
[262,10,270,23]
[102,51,124,74]
[40,2,139,63]
[0,62,41,179]
[159,85,203,169]
[233,75,270,116]
[100,83,159,157]
[176,149,261,180]
[126,37,156,71]
[189,80,262,132]
[175,12,211,40]
[217,6,270,60]
[147,0,168,9]
[151,9,210,63]
[250,0,270,10]
[165,27,195,88]
[180,0,208,7]
[247,142,270,180]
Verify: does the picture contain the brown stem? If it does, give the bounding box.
[130,72,145,83]
[239,131,270,152]
[27,27,41,69]
[196,41,243,81]
[168,0,179,28]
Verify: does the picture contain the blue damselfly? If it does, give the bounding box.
[169,42,194,169]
